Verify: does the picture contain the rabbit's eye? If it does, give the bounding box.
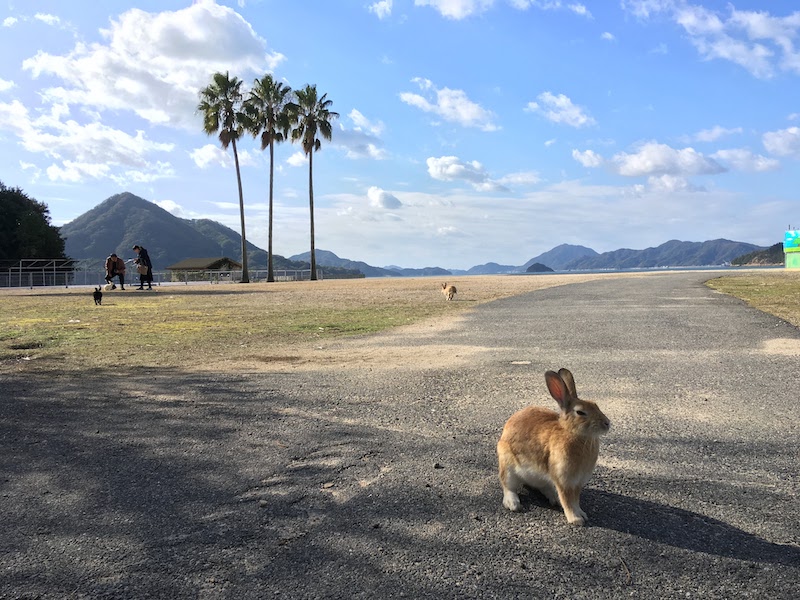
[576,410,587,417]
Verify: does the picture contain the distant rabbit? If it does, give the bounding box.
[93,287,103,306]
[497,368,610,526]
[441,282,457,301]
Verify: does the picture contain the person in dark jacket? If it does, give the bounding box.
[104,253,126,290]
[132,245,153,290]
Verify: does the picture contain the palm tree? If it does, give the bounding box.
[289,84,338,281]
[197,71,250,283]
[243,75,293,283]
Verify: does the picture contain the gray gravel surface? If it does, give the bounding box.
[1,272,798,599]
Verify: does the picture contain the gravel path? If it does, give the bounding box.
[1,272,798,599]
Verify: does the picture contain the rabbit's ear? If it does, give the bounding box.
[545,370,573,412]
[558,368,577,398]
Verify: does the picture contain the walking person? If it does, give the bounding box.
[104,253,126,290]
[132,244,153,290]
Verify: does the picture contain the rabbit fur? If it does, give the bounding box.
[497,368,610,526]
[441,282,457,300]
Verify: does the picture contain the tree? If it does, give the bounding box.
[243,74,293,283]
[289,85,338,281]
[0,182,66,260]
[197,71,250,283]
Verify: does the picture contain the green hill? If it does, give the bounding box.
[731,242,784,266]
[59,192,300,270]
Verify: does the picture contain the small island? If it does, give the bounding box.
[526,262,555,273]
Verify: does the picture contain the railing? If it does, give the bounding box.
[169,269,322,284]
[0,259,323,288]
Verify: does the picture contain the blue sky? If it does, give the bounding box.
[1,0,799,269]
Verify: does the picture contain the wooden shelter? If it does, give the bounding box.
[165,257,243,282]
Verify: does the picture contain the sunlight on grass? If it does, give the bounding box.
[6,270,794,374]
[0,280,471,372]
[706,271,800,327]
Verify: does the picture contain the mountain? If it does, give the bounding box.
[524,244,598,271]
[58,193,770,277]
[565,239,764,270]
[384,265,453,276]
[466,262,520,275]
[731,242,784,266]
[59,192,302,269]
[289,250,403,277]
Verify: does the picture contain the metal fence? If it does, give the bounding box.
[0,259,323,288]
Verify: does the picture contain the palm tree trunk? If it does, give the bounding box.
[232,138,250,283]
[267,138,275,283]
[308,150,317,281]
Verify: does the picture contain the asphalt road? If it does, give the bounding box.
[1,272,798,599]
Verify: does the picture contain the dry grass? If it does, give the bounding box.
[3,269,797,375]
[0,274,612,373]
[706,270,800,328]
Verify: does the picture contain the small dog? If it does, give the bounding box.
[104,283,114,291]
[93,287,103,305]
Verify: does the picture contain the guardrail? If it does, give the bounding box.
[0,262,323,288]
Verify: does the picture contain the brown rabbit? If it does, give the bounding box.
[497,368,610,526]
[441,282,457,300]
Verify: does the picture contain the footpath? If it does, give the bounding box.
[1,272,798,599]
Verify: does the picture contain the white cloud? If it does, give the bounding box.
[414,0,494,20]
[155,199,187,217]
[367,186,403,209]
[46,161,110,182]
[711,149,780,172]
[568,4,592,19]
[620,0,677,20]
[190,144,257,169]
[647,174,702,193]
[3,16,18,27]
[624,2,800,79]
[418,0,594,20]
[525,92,596,128]
[601,31,616,41]
[688,125,743,142]
[763,126,800,157]
[0,79,14,92]
[190,144,230,169]
[0,98,176,183]
[400,77,499,131]
[611,142,726,177]
[287,151,309,167]
[369,0,393,19]
[496,171,541,186]
[333,110,388,160]
[34,13,61,26]
[21,1,284,128]
[426,155,507,191]
[572,149,604,167]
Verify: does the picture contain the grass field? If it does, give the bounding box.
[706,270,800,327]
[1,270,798,373]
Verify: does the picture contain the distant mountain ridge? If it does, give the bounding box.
[564,239,762,270]
[59,192,768,276]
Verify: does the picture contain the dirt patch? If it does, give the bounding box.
[760,338,800,356]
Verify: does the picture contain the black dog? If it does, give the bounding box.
[93,287,103,305]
